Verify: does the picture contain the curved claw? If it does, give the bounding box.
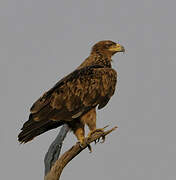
[94,140,97,144]
[79,142,84,148]
[78,140,92,153]
[87,144,92,153]
[100,135,105,143]
[97,137,101,143]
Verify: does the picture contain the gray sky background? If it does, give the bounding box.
[1,0,176,179]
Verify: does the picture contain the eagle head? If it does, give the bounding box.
[91,40,125,56]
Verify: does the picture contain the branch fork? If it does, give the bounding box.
[44,126,118,180]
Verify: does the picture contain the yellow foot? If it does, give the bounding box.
[87,128,106,144]
[87,128,104,137]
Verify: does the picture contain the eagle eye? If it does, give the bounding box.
[104,42,114,49]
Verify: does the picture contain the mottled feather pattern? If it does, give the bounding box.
[18,40,123,143]
[50,67,117,112]
[30,65,104,113]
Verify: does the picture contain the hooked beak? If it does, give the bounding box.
[109,43,125,53]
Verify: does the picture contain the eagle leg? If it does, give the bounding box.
[74,127,85,147]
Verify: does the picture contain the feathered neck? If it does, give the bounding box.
[78,51,112,69]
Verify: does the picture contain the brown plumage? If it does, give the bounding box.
[18,40,125,144]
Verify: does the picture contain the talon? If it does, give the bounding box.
[87,144,92,153]
[79,141,84,148]
[78,138,86,148]
[78,139,93,152]
[97,137,100,143]
[100,135,105,143]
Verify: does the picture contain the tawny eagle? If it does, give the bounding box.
[18,40,125,145]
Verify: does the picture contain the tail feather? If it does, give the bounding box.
[18,116,63,143]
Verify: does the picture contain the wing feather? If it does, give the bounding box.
[30,65,117,122]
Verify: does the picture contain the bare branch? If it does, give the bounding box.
[44,126,118,180]
[44,125,69,175]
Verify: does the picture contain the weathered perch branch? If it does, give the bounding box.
[44,126,118,180]
[44,124,69,175]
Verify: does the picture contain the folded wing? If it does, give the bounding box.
[18,65,117,143]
